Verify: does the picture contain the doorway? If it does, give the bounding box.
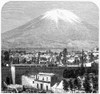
[40,84,43,90]
[46,85,48,91]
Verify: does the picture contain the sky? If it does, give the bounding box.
[1,1,99,33]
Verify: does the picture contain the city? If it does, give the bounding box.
[1,47,99,93]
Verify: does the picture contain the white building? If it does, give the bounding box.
[21,73,37,87]
[21,72,58,91]
[39,54,51,64]
[34,72,58,91]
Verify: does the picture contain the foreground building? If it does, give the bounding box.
[22,73,37,87]
[22,72,58,91]
[35,73,58,91]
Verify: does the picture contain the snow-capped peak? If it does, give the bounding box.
[42,9,81,24]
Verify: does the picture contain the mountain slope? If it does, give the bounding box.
[2,9,98,50]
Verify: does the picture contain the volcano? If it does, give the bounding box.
[2,9,98,50]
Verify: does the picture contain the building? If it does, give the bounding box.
[39,54,50,64]
[34,72,58,91]
[21,72,58,91]
[21,72,37,87]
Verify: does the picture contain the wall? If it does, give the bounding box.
[15,66,66,84]
[2,66,89,85]
[2,67,12,86]
[21,75,36,87]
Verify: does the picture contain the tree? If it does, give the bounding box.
[63,69,72,78]
[62,48,67,56]
[74,78,78,89]
[89,52,94,62]
[92,76,98,92]
[79,50,86,75]
[69,79,74,91]
[4,51,9,61]
[83,75,92,93]
[80,50,87,65]
[37,52,41,64]
[63,69,76,78]
[56,52,62,62]
[96,47,99,51]
[77,77,82,90]
[62,48,68,64]
[63,69,68,78]
[63,79,69,91]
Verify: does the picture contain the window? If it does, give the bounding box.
[37,84,39,89]
[42,77,44,80]
[46,85,48,91]
[40,84,43,90]
[37,76,39,79]
[47,77,48,81]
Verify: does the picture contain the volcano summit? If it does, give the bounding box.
[42,9,81,24]
[2,9,98,50]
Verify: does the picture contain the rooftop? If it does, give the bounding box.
[38,72,55,76]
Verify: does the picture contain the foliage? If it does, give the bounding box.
[63,79,69,91]
[69,79,74,90]
[92,76,98,92]
[89,52,94,62]
[83,75,92,93]
[4,51,10,61]
[62,48,67,64]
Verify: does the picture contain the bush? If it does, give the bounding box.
[63,79,69,91]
